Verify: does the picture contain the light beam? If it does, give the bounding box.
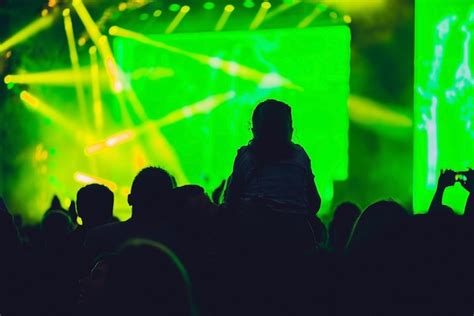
[0,15,55,53]
[63,8,88,126]
[249,1,271,30]
[215,5,234,32]
[165,5,190,34]
[109,26,302,90]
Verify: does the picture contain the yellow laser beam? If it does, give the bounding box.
[165,5,190,34]
[109,26,302,90]
[297,6,322,28]
[84,91,236,155]
[264,0,301,21]
[4,68,107,86]
[73,172,118,191]
[0,15,55,53]
[63,8,88,127]
[19,91,87,137]
[215,5,234,31]
[89,46,103,132]
[72,0,124,93]
[349,95,412,128]
[249,1,271,30]
[4,67,173,87]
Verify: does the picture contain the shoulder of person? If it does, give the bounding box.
[237,145,251,155]
[292,143,311,159]
[84,221,123,247]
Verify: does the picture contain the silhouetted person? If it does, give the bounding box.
[224,99,321,215]
[0,197,22,315]
[104,239,195,316]
[77,253,115,316]
[76,184,114,235]
[328,202,361,252]
[32,210,78,316]
[344,200,412,315]
[84,167,177,258]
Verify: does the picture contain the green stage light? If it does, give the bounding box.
[139,13,150,21]
[414,0,474,213]
[169,3,181,12]
[243,0,255,9]
[203,2,215,10]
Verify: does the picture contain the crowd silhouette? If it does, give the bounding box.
[1,99,474,315]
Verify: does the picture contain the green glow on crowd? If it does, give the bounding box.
[414,0,474,213]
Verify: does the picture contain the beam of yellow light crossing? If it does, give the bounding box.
[4,67,174,87]
[109,26,302,90]
[349,95,412,128]
[249,1,271,30]
[215,5,234,32]
[89,46,104,133]
[264,1,301,21]
[73,172,118,191]
[72,0,124,93]
[297,6,323,28]
[165,5,190,34]
[84,91,236,155]
[63,8,88,127]
[19,91,89,138]
[0,15,55,53]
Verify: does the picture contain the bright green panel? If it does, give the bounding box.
[114,26,351,211]
[414,0,474,213]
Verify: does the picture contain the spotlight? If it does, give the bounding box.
[215,5,234,31]
[249,1,272,29]
[165,5,191,34]
[169,3,180,12]
[203,2,215,10]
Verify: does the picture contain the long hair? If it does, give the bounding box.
[249,99,294,162]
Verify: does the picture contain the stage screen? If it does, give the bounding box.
[414,0,474,213]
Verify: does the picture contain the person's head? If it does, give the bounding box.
[128,167,175,219]
[41,210,74,248]
[171,185,217,219]
[105,239,194,316]
[347,200,409,255]
[77,184,114,228]
[329,202,361,251]
[252,99,293,144]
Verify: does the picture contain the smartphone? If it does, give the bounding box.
[455,174,467,182]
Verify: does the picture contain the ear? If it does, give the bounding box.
[127,194,133,206]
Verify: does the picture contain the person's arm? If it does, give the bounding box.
[429,169,455,213]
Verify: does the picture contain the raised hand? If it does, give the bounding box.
[458,169,474,193]
[438,169,456,189]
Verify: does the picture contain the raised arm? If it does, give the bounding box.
[429,169,455,213]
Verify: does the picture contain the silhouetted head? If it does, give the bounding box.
[250,99,294,160]
[77,184,114,228]
[105,239,194,316]
[41,210,74,248]
[347,200,409,255]
[171,185,217,219]
[329,202,361,251]
[128,167,175,219]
